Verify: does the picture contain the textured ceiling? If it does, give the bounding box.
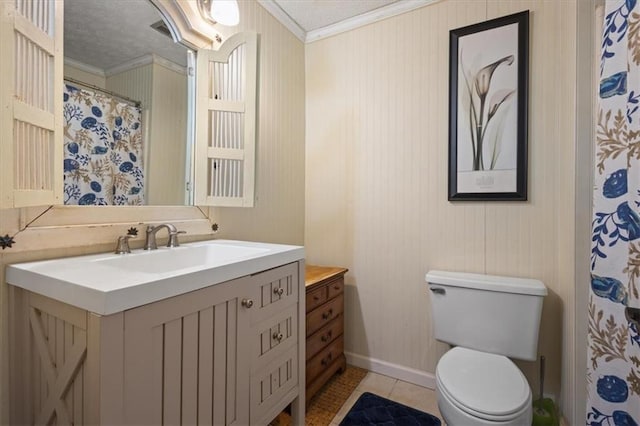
[64,0,403,71]
[273,0,401,32]
[64,0,188,72]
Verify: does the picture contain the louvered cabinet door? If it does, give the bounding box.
[122,276,252,426]
[195,32,257,207]
[0,0,63,208]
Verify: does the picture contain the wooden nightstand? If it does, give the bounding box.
[305,265,348,404]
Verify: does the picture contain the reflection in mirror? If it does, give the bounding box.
[63,0,194,206]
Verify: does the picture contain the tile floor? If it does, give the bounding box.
[329,371,444,425]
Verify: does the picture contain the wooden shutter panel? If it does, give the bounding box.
[0,0,63,208]
[195,32,257,207]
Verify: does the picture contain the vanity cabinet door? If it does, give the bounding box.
[122,275,252,426]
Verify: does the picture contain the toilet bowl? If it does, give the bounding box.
[435,347,532,426]
[425,270,546,426]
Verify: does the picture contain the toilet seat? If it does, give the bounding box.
[436,347,531,422]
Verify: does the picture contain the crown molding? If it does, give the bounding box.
[64,57,106,77]
[258,0,441,44]
[105,54,187,77]
[306,0,442,43]
[256,0,305,42]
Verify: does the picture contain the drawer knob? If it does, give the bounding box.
[321,330,332,342]
[241,298,254,308]
[273,332,284,342]
[273,287,284,296]
[322,308,334,320]
[321,352,333,366]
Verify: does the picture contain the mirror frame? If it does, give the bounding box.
[12,0,223,251]
[149,0,223,50]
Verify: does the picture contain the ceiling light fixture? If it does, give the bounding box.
[198,0,240,27]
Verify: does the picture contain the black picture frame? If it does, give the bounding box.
[448,11,529,201]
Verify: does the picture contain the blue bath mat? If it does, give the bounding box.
[339,392,442,426]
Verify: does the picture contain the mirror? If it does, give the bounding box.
[63,0,194,206]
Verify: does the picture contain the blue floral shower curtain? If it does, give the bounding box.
[588,0,640,423]
[63,83,144,205]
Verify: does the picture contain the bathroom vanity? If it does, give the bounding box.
[7,240,305,425]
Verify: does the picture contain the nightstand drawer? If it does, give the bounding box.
[306,293,343,337]
[306,285,327,312]
[326,277,344,300]
[306,336,344,385]
[306,316,343,360]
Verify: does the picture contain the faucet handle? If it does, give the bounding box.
[168,230,186,248]
[115,235,134,254]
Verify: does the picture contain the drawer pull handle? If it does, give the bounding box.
[321,353,333,366]
[321,330,332,342]
[334,285,340,290]
[314,296,320,301]
[273,287,284,296]
[272,332,284,342]
[241,298,254,308]
[322,309,333,320]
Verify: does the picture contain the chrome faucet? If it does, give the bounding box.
[144,223,181,250]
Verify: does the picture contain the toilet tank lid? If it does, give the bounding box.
[425,270,547,296]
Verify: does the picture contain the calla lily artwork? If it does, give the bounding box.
[448,11,529,201]
[462,54,515,171]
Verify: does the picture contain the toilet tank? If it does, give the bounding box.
[425,270,547,361]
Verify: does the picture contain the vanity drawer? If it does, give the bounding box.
[306,293,343,337]
[306,316,343,360]
[306,336,344,386]
[249,262,299,325]
[306,285,327,312]
[250,345,298,425]
[252,303,298,368]
[326,277,344,300]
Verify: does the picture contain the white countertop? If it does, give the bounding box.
[6,239,305,315]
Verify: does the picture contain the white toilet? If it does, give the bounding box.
[425,270,547,426]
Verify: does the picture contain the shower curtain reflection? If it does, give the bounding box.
[63,82,144,205]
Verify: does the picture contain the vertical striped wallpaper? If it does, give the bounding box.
[305,0,578,402]
[208,0,306,245]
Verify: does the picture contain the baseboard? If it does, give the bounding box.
[345,351,437,390]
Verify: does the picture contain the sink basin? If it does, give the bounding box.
[95,243,270,274]
[6,239,304,315]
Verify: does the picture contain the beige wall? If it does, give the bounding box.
[64,63,106,88]
[0,1,305,423]
[305,0,579,413]
[207,0,306,245]
[147,63,188,205]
